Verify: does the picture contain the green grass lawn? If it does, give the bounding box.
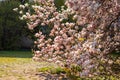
[0,51,56,80]
[0,51,33,65]
[0,51,32,58]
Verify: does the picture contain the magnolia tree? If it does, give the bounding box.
[14,0,120,77]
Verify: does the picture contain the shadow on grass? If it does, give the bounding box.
[36,73,68,80]
[0,51,33,58]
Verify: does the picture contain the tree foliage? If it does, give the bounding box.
[0,0,31,50]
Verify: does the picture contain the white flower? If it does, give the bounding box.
[73,15,78,20]
[32,5,35,8]
[22,15,27,19]
[24,3,29,7]
[19,17,23,20]
[35,51,40,54]
[19,5,25,9]
[19,11,23,14]
[35,33,40,37]
[13,8,18,11]
[108,60,113,65]
[26,12,30,17]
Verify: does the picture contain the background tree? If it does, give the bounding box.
[0,0,33,50]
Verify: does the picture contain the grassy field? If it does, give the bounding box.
[0,51,119,80]
[0,51,56,80]
[0,51,33,58]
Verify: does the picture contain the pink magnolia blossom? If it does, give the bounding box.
[16,0,120,77]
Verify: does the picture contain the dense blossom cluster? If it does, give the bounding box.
[14,0,120,77]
